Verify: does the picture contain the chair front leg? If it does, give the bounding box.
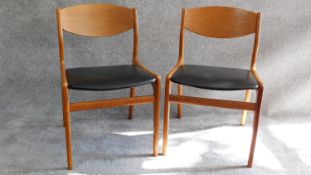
[241,90,252,126]
[163,79,172,155]
[177,84,183,119]
[247,87,263,168]
[128,88,136,119]
[152,77,161,156]
[62,86,73,170]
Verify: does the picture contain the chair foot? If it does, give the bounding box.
[128,110,133,120]
[247,162,253,168]
[67,166,73,170]
[177,106,182,119]
[162,151,167,156]
[128,105,134,120]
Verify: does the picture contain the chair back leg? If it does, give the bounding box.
[241,90,252,126]
[128,88,136,119]
[177,85,183,118]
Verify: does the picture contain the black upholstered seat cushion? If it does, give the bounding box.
[171,65,258,90]
[66,65,156,91]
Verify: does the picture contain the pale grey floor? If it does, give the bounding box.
[1,105,310,175]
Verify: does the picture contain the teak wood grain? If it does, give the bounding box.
[184,6,257,38]
[57,4,160,170]
[169,95,257,111]
[163,6,264,168]
[70,96,155,112]
[60,4,134,37]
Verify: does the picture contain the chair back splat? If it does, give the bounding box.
[184,6,258,38]
[59,4,134,37]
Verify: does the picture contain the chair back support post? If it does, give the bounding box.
[56,9,68,86]
[251,13,261,71]
[133,8,139,65]
[178,9,186,64]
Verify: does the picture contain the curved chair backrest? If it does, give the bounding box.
[184,6,259,38]
[57,4,134,37]
[57,3,140,65]
[178,6,261,70]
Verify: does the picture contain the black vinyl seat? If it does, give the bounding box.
[171,65,258,90]
[67,65,156,91]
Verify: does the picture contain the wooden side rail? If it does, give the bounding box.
[169,95,257,111]
[70,96,155,112]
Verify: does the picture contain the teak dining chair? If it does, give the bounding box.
[56,4,161,170]
[162,6,264,168]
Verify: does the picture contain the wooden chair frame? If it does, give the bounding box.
[56,4,161,170]
[162,6,264,168]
